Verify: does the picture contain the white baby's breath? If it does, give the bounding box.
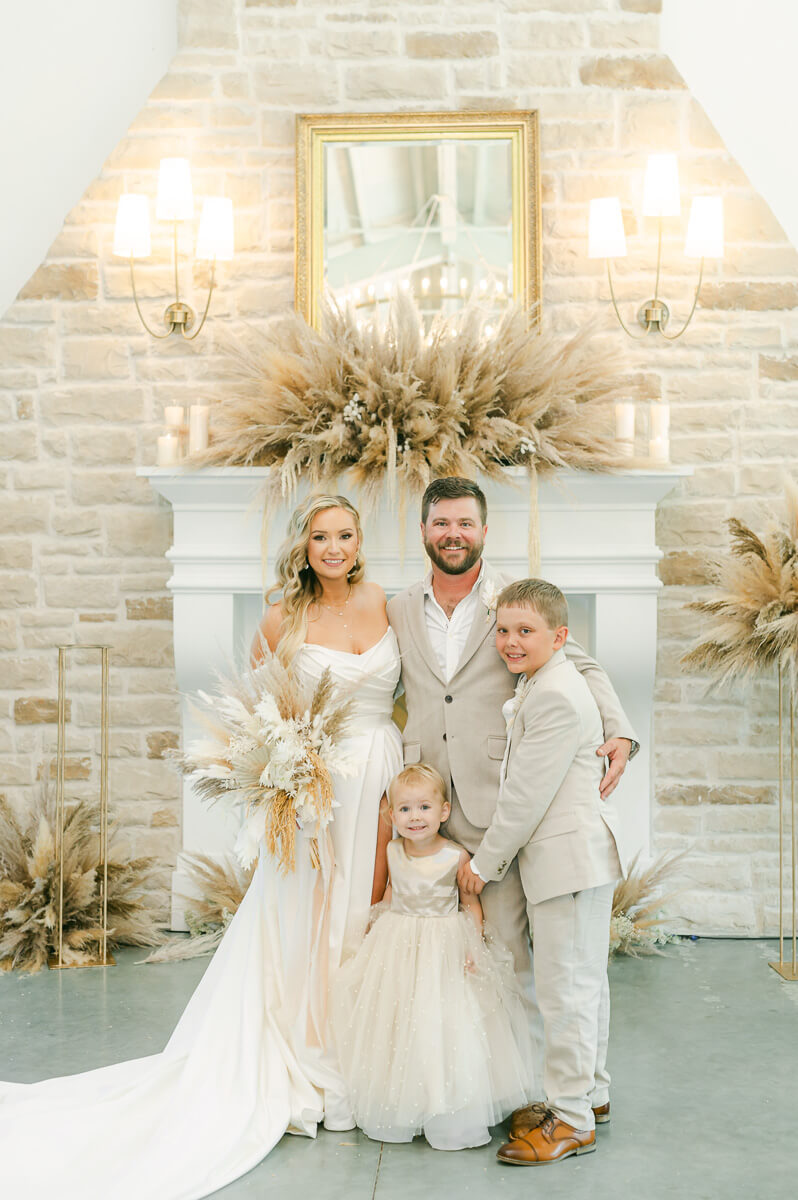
[173,658,360,872]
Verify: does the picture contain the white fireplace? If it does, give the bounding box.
[139,465,689,929]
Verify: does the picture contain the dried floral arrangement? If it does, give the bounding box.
[682,478,798,688]
[198,295,629,513]
[610,851,685,957]
[170,650,358,874]
[0,789,164,974]
[144,853,255,964]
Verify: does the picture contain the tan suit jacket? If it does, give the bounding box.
[471,648,629,905]
[387,561,638,830]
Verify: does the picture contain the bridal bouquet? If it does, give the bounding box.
[172,654,359,873]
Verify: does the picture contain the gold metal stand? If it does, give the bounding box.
[770,660,798,980]
[48,645,115,970]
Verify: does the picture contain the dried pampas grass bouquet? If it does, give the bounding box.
[0,788,165,974]
[198,293,630,514]
[683,477,798,688]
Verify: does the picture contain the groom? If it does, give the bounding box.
[386,478,638,1069]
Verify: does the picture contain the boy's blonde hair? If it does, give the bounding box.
[387,763,449,809]
[497,578,569,630]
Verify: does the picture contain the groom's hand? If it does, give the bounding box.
[597,737,632,799]
[458,860,486,895]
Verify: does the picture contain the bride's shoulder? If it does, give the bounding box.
[251,602,283,659]
[356,579,388,611]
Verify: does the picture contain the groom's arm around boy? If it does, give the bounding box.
[462,578,628,1165]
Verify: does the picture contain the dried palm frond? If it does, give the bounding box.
[170,651,357,873]
[682,479,798,689]
[0,788,165,974]
[197,294,630,516]
[610,850,686,957]
[143,853,254,964]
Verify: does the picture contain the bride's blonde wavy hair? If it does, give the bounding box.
[266,493,366,664]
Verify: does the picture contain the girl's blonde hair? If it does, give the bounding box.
[266,493,365,664]
[387,763,449,809]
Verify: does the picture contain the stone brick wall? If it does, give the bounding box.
[1,0,795,932]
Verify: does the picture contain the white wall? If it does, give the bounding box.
[0,0,178,318]
[662,0,798,250]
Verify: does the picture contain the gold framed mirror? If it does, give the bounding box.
[295,111,540,329]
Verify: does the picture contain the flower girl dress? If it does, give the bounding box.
[331,837,535,1151]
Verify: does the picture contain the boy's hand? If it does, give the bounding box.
[458,860,486,895]
[597,737,632,799]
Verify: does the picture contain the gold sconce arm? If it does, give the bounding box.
[606,260,652,341]
[181,261,216,341]
[127,219,220,340]
[129,258,172,339]
[657,258,705,341]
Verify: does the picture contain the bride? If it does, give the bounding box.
[0,494,403,1200]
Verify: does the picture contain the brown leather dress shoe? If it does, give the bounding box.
[592,1101,611,1125]
[509,1101,548,1140]
[497,1112,596,1165]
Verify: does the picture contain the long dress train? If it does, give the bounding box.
[0,630,403,1200]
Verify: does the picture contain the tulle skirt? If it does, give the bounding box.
[331,909,536,1150]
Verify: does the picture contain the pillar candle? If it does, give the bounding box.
[649,401,670,463]
[157,433,181,466]
[164,406,185,428]
[189,404,210,454]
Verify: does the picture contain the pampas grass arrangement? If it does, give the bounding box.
[170,651,358,874]
[610,851,685,957]
[199,295,628,513]
[0,788,165,973]
[682,478,798,688]
[144,854,255,964]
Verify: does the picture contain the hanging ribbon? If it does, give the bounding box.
[527,467,541,575]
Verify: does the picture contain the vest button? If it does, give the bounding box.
[445,694,452,703]
[442,733,447,741]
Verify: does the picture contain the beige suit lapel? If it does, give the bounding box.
[506,649,568,756]
[406,582,447,685]
[451,561,499,679]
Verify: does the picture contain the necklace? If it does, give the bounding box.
[318,586,352,630]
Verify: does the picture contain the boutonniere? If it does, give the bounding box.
[480,578,500,624]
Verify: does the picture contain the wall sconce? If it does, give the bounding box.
[113,158,233,340]
[588,154,723,340]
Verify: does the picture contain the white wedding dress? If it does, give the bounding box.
[0,629,403,1200]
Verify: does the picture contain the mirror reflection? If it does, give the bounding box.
[323,138,513,317]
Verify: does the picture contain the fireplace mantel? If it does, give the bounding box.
[139,465,689,928]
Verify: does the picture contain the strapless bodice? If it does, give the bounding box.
[387,839,461,918]
[295,627,401,725]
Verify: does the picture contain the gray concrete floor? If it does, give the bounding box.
[1,938,796,1198]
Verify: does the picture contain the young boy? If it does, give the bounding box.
[459,578,628,1165]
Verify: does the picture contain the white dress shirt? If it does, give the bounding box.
[423,561,486,683]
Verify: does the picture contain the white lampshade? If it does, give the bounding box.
[642,153,681,218]
[156,158,193,222]
[196,197,234,261]
[685,195,723,259]
[113,194,151,258]
[588,197,627,259]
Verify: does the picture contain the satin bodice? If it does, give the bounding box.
[295,628,401,727]
[387,839,461,918]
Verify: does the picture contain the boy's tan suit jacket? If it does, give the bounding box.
[387,561,638,831]
[471,647,628,905]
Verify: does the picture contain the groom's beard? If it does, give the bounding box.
[423,536,484,576]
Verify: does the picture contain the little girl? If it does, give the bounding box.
[331,763,536,1151]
